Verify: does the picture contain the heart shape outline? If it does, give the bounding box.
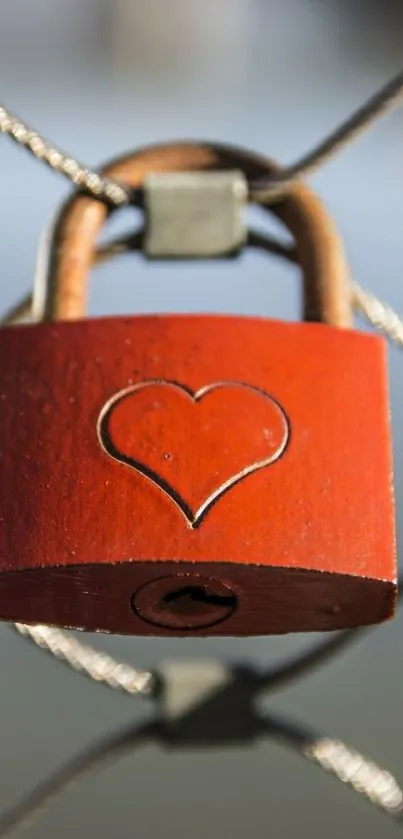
[97,380,290,529]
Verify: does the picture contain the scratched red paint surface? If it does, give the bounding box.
[0,314,396,634]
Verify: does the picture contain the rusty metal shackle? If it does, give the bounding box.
[33,141,352,327]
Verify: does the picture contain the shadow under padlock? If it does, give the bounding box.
[0,141,396,635]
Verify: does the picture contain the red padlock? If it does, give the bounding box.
[0,142,396,636]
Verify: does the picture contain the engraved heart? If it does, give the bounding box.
[97,380,290,528]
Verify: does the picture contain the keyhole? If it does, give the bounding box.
[162,585,236,617]
[132,574,237,630]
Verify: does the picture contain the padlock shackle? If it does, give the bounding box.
[36,142,352,327]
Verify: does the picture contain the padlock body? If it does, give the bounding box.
[0,314,396,635]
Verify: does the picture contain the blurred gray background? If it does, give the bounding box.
[0,1,402,836]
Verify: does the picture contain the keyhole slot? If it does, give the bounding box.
[162,584,236,617]
[132,574,237,630]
